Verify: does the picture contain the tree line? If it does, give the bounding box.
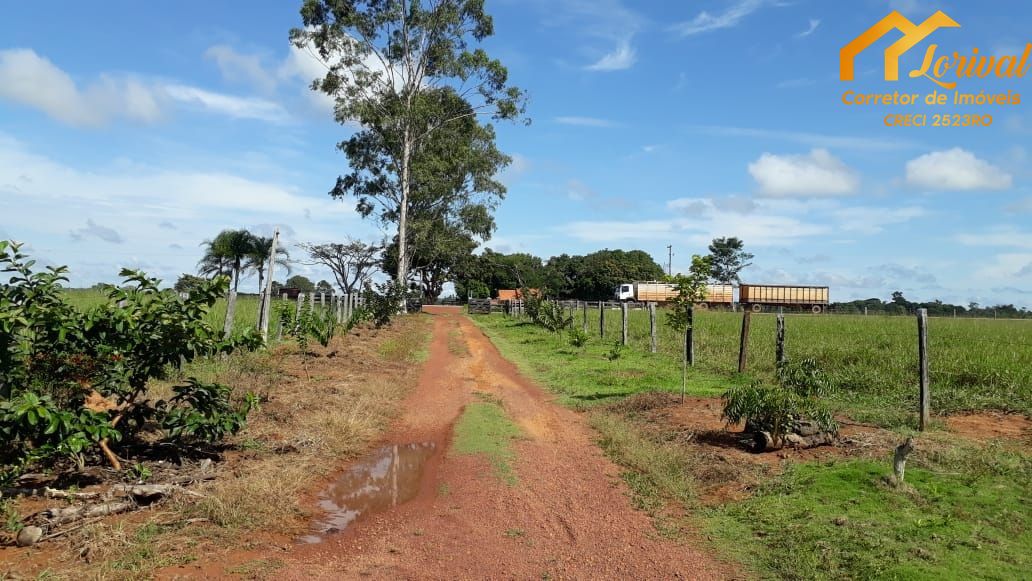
[452,237,754,302]
[832,292,1031,318]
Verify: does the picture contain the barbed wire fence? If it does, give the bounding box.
[487,299,1031,429]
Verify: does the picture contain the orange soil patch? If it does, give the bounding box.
[946,412,1031,442]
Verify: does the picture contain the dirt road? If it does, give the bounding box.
[280,307,733,579]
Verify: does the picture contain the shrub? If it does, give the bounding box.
[363,279,407,328]
[722,358,836,445]
[537,301,573,333]
[158,379,259,444]
[0,240,260,474]
[568,327,589,348]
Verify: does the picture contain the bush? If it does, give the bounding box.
[568,327,589,348]
[159,379,259,444]
[722,358,836,444]
[537,301,573,333]
[362,279,407,328]
[0,240,260,474]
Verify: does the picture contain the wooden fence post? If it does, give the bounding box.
[737,309,751,373]
[686,306,695,366]
[295,293,304,320]
[621,303,629,345]
[776,309,786,366]
[582,301,588,332]
[223,291,237,339]
[599,301,605,338]
[649,302,657,353]
[917,308,930,431]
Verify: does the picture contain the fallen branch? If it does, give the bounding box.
[42,500,135,526]
[1,487,101,501]
[110,483,205,500]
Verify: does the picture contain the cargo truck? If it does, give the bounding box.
[614,282,734,307]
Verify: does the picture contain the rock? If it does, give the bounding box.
[833,516,848,526]
[16,526,44,547]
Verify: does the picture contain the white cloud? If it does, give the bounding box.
[69,220,124,244]
[563,196,831,247]
[974,253,1032,280]
[163,84,288,123]
[584,39,636,71]
[748,149,859,197]
[905,148,1013,191]
[831,206,925,234]
[0,133,363,286]
[795,19,820,38]
[956,227,1032,249]
[554,116,621,128]
[205,45,278,93]
[0,48,161,127]
[0,48,289,127]
[688,125,918,151]
[566,179,597,201]
[671,0,767,37]
[500,153,531,185]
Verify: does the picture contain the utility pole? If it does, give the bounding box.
[666,245,673,277]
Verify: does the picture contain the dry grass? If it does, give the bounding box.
[6,314,432,579]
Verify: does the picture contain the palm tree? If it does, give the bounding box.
[197,229,257,293]
[244,235,291,295]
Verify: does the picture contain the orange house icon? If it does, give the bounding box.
[840,11,960,82]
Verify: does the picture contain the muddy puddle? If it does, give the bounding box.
[299,442,438,544]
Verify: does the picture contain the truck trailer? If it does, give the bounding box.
[738,284,829,313]
[615,282,734,307]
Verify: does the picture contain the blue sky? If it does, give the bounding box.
[0,0,1029,306]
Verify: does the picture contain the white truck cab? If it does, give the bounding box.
[615,283,635,301]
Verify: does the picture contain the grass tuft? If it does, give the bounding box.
[451,396,522,485]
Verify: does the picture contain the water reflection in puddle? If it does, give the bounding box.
[299,442,437,544]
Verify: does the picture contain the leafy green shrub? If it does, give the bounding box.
[0,392,120,477]
[363,279,407,328]
[722,358,836,445]
[158,379,258,444]
[537,301,573,333]
[523,290,542,323]
[606,341,623,361]
[568,327,589,348]
[0,240,260,474]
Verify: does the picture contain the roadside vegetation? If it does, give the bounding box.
[474,312,1032,579]
[0,241,432,578]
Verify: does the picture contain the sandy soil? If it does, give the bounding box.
[244,306,735,579]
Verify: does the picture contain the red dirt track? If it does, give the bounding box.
[277,306,734,579]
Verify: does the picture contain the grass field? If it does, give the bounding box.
[473,313,1032,580]
[62,289,304,339]
[571,306,1031,425]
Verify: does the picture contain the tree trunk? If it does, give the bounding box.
[893,437,914,484]
[397,130,412,287]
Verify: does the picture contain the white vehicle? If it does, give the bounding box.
[614,282,734,306]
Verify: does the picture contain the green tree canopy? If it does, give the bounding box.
[285,275,315,292]
[292,0,527,287]
[707,237,754,284]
